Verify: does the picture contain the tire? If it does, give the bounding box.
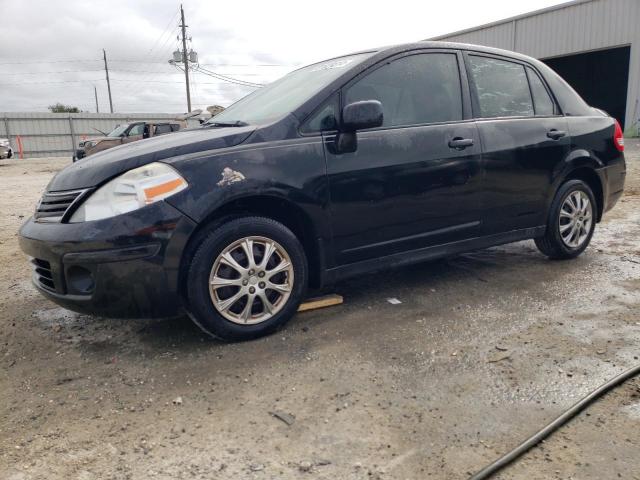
[535,179,597,259]
[185,216,308,341]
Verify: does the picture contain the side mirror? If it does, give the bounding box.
[329,100,383,154]
[341,100,383,131]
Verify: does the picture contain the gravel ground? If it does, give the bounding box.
[1,141,639,480]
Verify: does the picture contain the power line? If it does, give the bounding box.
[0,78,258,86]
[0,59,102,65]
[0,68,188,76]
[121,7,181,101]
[0,59,295,67]
[0,69,105,75]
[145,8,180,58]
[195,66,264,88]
[199,63,292,67]
[0,79,104,85]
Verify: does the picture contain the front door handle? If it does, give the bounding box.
[448,137,474,150]
[546,129,567,140]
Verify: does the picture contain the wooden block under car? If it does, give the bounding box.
[297,294,344,312]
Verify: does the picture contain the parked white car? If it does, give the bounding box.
[0,138,13,159]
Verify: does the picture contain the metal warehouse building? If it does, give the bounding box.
[429,0,639,132]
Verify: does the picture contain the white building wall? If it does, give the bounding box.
[0,112,201,158]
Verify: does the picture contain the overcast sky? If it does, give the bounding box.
[0,0,568,114]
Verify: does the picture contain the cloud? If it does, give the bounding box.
[0,0,567,113]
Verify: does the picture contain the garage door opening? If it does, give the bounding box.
[543,46,630,128]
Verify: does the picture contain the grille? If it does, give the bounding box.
[34,189,87,222]
[31,258,55,291]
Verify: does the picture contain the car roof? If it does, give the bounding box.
[363,41,536,63]
[294,41,540,77]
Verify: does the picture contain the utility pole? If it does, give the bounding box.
[93,85,99,113]
[179,4,192,112]
[102,49,114,113]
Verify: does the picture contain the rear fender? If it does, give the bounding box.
[547,149,605,220]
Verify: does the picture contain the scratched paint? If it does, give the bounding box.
[216,167,246,187]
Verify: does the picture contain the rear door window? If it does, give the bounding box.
[154,124,172,135]
[526,67,556,116]
[468,56,534,118]
[344,52,463,128]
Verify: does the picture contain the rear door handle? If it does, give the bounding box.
[546,129,567,140]
[448,137,474,150]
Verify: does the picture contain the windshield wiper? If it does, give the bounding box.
[205,120,248,128]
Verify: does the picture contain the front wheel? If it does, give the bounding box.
[535,179,596,259]
[185,216,308,341]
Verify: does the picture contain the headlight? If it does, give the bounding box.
[83,140,97,148]
[69,162,187,222]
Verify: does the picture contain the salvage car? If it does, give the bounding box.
[20,42,626,341]
[0,138,13,159]
[74,121,184,161]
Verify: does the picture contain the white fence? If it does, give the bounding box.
[0,112,202,158]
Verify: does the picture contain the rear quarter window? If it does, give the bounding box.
[527,67,556,116]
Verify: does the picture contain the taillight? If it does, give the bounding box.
[613,119,624,152]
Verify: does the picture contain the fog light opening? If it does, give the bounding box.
[67,266,95,294]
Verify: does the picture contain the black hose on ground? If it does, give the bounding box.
[469,364,640,480]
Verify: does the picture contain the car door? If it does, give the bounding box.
[321,50,484,265]
[122,123,145,144]
[464,53,571,234]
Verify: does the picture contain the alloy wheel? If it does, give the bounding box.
[208,236,294,325]
[559,190,593,248]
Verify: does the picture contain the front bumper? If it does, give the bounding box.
[19,201,197,318]
[74,149,86,160]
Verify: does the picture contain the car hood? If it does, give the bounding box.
[48,126,256,191]
[87,136,113,143]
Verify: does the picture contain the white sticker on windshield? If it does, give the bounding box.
[309,58,356,72]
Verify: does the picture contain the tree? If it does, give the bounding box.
[48,103,80,113]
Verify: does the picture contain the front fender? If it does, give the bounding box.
[166,136,330,233]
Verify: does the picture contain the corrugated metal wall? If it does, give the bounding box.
[0,112,201,158]
[429,0,640,131]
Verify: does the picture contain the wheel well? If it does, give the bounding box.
[179,196,323,295]
[564,167,604,221]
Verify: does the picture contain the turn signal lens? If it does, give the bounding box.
[143,177,187,204]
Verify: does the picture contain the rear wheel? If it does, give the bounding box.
[535,179,596,259]
[185,216,307,341]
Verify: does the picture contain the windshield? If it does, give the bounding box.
[107,124,131,137]
[207,52,375,126]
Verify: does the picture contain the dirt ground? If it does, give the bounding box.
[1,141,639,480]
